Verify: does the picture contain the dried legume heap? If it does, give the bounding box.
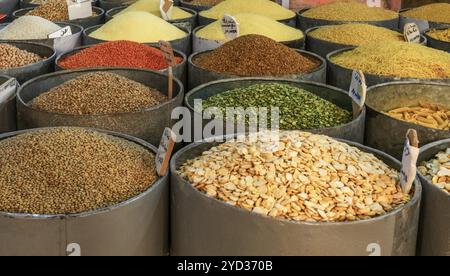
[200,0,295,20]
[418,148,450,195]
[180,131,411,222]
[331,41,450,79]
[427,28,450,43]
[58,41,183,70]
[28,0,95,22]
[194,35,320,76]
[30,72,167,115]
[196,13,304,42]
[0,43,44,69]
[200,83,352,130]
[309,23,403,46]
[0,16,61,40]
[302,1,398,21]
[386,102,449,131]
[402,3,450,24]
[118,0,192,20]
[0,128,158,215]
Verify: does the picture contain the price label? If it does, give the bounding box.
[159,40,175,99]
[367,0,382,8]
[0,78,18,104]
[0,14,7,23]
[404,23,421,43]
[400,129,419,194]
[48,26,73,39]
[349,70,367,118]
[160,0,174,21]
[156,128,177,176]
[221,14,239,40]
[280,0,290,9]
[66,0,92,20]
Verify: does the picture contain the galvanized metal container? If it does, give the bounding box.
[188,50,326,90]
[170,136,421,256]
[327,47,450,91]
[0,0,19,22]
[55,45,188,87]
[99,0,133,11]
[13,6,105,29]
[83,24,192,55]
[306,26,427,58]
[198,13,297,27]
[424,27,450,53]
[297,9,399,32]
[184,78,365,143]
[0,127,169,256]
[17,68,184,147]
[0,41,56,84]
[0,75,18,134]
[417,139,450,256]
[365,81,450,160]
[20,0,99,9]
[192,25,304,53]
[180,0,211,13]
[399,8,450,33]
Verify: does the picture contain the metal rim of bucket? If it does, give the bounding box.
[17,67,184,117]
[0,40,56,71]
[12,6,105,23]
[170,132,422,227]
[399,11,450,29]
[184,77,364,133]
[55,44,187,73]
[105,5,198,23]
[424,27,450,50]
[0,126,168,220]
[0,21,84,42]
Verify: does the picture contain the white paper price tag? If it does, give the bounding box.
[404,23,421,43]
[281,0,290,9]
[0,78,18,104]
[160,0,174,21]
[66,0,92,20]
[349,70,367,107]
[221,14,239,40]
[400,130,419,194]
[48,26,72,39]
[367,0,382,8]
[156,128,176,176]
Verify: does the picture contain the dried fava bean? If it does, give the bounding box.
[427,28,450,43]
[385,101,450,130]
[0,16,61,40]
[30,72,167,115]
[27,0,96,22]
[179,131,411,222]
[0,127,158,215]
[201,83,352,130]
[418,148,450,194]
[402,3,450,24]
[0,43,44,69]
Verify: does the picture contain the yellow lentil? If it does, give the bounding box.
[331,41,450,79]
[402,3,450,24]
[90,12,187,43]
[117,0,193,20]
[199,0,295,21]
[427,28,450,43]
[196,13,303,42]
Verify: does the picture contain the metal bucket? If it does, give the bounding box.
[55,45,188,87]
[0,127,169,256]
[180,0,211,13]
[399,8,450,33]
[83,24,192,55]
[99,0,134,11]
[0,41,56,84]
[13,6,105,29]
[20,0,99,9]
[188,50,326,90]
[297,9,399,32]
[0,0,19,22]
[192,25,304,53]
[417,139,450,256]
[424,28,450,53]
[198,13,297,27]
[184,78,365,143]
[306,26,427,58]
[327,47,450,91]
[365,81,450,160]
[17,68,184,147]
[170,136,421,256]
[0,75,18,134]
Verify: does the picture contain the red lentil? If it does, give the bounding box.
[58,40,183,70]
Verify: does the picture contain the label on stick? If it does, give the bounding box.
[349,70,367,108]
[404,23,421,43]
[366,0,382,8]
[400,129,419,194]
[221,14,239,40]
[66,0,92,20]
[156,128,177,176]
[48,26,73,39]
[160,0,174,21]
[159,40,176,67]
[0,78,18,104]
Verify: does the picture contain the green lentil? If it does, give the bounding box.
[200,83,352,130]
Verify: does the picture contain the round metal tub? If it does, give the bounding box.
[424,28,450,53]
[0,75,18,134]
[17,68,184,147]
[184,78,365,143]
[306,26,427,58]
[0,41,56,84]
[399,8,450,33]
[297,9,399,32]
[180,0,211,13]
[83,24,192,55]
[105,6,198,29]
[55,45,188,87]
[188,50,326,90]
[13,6,105,29]
[365,81,450,160]
[20,0,99,8]
[192,25,304,53]
[170,136,421,256]
[0,127,169,256]
[198,13,297,27]
[0,0,19,21]
[327,47,450,91]
[417,139,450,256]
[99,0,134,11]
